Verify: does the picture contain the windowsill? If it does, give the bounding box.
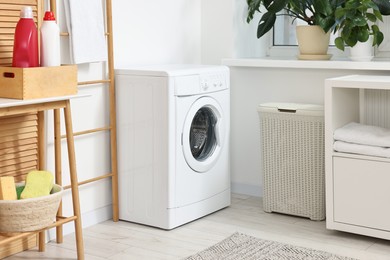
[222,57,390,71]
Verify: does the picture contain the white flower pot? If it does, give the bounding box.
[350,36,374,62]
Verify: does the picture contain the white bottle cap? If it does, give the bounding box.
[20,6,33,18]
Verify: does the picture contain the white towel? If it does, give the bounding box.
[64,0,107,64]
[333,122,390,147]
[334,141,390,158]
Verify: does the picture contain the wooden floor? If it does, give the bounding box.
[5,194,390,260]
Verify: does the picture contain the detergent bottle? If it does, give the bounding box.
[12,6,39,67]
[40,11,60,67]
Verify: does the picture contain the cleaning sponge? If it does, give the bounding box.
[20,170,54,199]
[0,176,17,200]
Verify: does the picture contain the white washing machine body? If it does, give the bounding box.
[115,65,230,229]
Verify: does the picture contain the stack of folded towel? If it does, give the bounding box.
[333,122,390,158]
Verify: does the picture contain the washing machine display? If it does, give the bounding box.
[116,65,230,230]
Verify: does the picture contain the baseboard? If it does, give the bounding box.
[231,182,263,197]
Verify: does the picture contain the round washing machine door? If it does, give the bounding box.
[182,96,225,173]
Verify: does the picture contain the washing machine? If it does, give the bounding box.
[115,64,230,229]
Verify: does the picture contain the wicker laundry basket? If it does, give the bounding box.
[258,103,325,220]
[0,183,63,232]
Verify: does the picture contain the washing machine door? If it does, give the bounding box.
[182,96,225,173]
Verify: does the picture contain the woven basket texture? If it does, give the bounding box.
[258,110,325,220]
[0,184,63,232]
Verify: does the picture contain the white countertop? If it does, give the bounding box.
[0,94,88,108]
[222,57,390,71]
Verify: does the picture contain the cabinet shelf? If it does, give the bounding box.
[0,96,86,259]
[332,151,390,163]
[325,75,390,240]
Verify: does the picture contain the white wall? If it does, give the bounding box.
[112,0,202,67]
[200,0,268,64]
[111,0,267,67]
[200,0,234,64]
[232,0,269,59]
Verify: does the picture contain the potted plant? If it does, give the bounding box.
[246,0,343,59]
[334,0,390,61]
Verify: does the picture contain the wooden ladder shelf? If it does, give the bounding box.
[0,0,119,259]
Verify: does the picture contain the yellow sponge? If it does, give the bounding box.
[20,171,54,199]
[0,176,17,200]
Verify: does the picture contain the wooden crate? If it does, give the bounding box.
[0,65,78,99]
[0,0,77,101]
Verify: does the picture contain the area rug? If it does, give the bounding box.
[184,232,357,260]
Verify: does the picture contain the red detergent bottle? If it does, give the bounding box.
[12,6,39,67]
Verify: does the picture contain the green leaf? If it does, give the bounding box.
[366,13,377,22]
[344,28,358,47]
[335,8,346,19]
[313,0,333,15]
[246,0,262,23]
[374,31,384,46]
[335,37,345,51]
[257,12,276,38]
[346,0,360,9]
[266,0,289,13]
[317,15,336,33]
[341,22,352,38]
[372,24,380,33]
[352,16,367,26]
[374,9,383,21]
[357,29,369,42]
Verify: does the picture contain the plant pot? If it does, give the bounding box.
[350,36,374,62]
[296,25,331,60]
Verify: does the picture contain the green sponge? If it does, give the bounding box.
[20,171,54,199]
[16,185,25,200]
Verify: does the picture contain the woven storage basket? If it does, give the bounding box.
[258,103,325,221]
[0,184,63,232]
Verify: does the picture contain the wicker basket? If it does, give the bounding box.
[0,184,63,232]
[258,103,325,220]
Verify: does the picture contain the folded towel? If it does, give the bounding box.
[334,140,390,158]
[64,0,107,64]
[334,122,390,147]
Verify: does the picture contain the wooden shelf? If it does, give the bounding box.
[0,0,119,257]
[0,96,86,259]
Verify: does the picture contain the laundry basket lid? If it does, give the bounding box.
[258,102,323,116]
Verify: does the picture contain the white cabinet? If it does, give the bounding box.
[325,75,390,240]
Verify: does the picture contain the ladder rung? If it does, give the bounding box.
[63,173,114,190]
[61,126,111,139]
[78,79,111,86]
[60,32,109,36]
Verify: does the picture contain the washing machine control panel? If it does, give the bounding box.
[200,73,228,93]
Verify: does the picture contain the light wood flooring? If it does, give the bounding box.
[6,194,390,260]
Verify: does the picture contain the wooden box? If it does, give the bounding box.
[0,65,78,100]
